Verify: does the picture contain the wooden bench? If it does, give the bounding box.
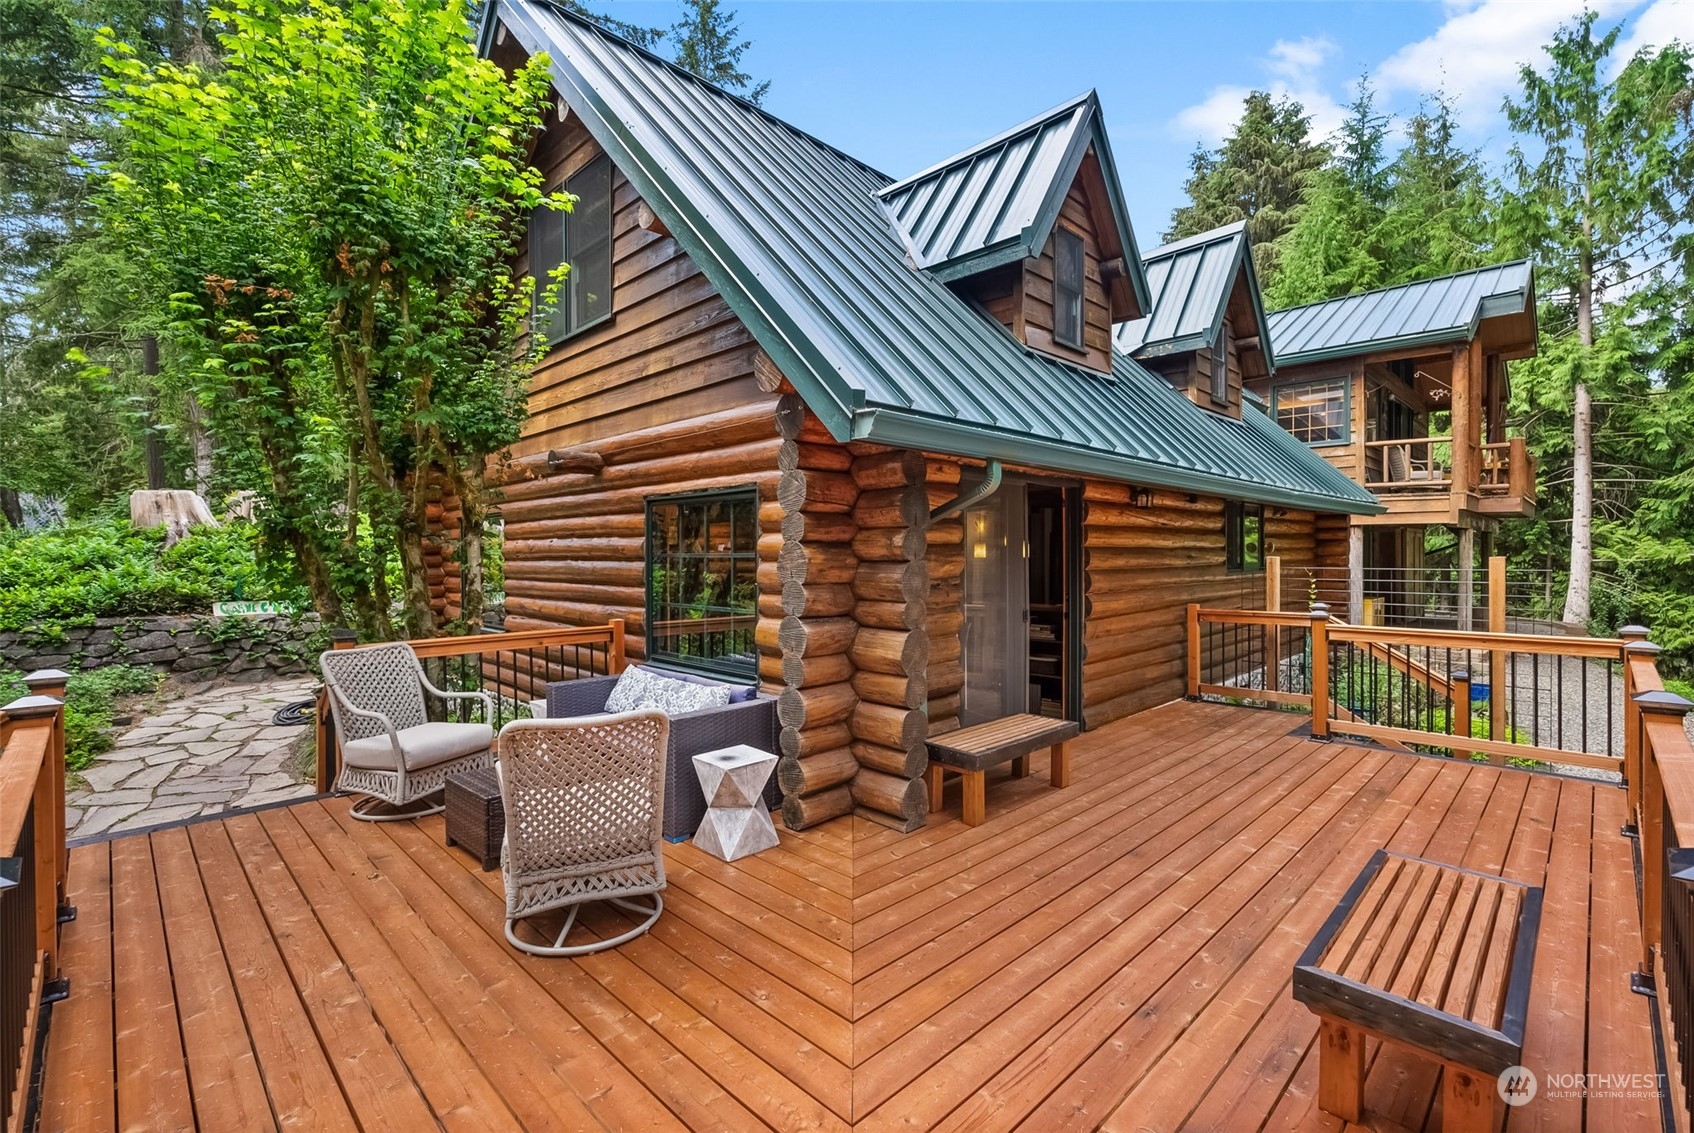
[925,714,1079,827]
[1293,850,1542,1133]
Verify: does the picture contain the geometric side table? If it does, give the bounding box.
[691,745,779,862]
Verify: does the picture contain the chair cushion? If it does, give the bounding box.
[342,721,494,772]
[636,664,758,703]
[605,666,733,716]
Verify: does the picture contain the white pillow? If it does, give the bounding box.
[603,665,654,713]
[635,673,732,716]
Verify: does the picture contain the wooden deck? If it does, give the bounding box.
[39,700,1658,1131]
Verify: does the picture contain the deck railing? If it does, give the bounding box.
[0,672,70,1131]
[1481,437,1538,502]
[1187,604,1627,773]
[1364,436,1453,491]
[314,620,627,791]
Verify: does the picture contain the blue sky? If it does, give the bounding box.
[612,0,1693,243]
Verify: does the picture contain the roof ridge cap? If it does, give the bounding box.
[1142,220,1248,260]
[876,90,1095,198]
[1266,257,1533,317]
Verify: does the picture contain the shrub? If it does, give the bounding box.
[0,664,164,771]
[0,518,301,633]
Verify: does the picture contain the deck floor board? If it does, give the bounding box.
[41,700,1657,1131]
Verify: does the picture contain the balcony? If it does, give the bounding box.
[1362,435,1537,523]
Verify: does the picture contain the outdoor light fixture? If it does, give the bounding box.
[1129,488,1154,508]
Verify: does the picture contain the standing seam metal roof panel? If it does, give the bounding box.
[1113,222,1270,364]
[1266,261,1534,364]
[490,0,1379,514]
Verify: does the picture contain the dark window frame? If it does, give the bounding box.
[644,486,760,681]
[1053,227,1085,349]
[1272,377,1351,446]
[531,153,615,347]
[1224,500,1264,573]
[1210,324,1230,404]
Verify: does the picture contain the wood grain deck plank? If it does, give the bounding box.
[109,835,195,1133]
[39,842,115,1133]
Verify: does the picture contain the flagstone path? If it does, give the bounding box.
[67,676,320,840]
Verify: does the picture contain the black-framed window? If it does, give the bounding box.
[531,153,614,346]
[645,488,759,680]
[1211,324,1230,404]
[1273,378,1349,445]
[1054,227,1085,349]
[1225,500,1263,573]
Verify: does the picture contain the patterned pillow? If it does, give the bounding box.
[603,665,654,713]
[633,672,732,716]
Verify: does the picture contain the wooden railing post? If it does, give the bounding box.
[2,694,67,987]
[1639,688,1694,967]
[1310,604,1331,739]
[1265,558,1282,694]
[315,629,360,793]
[21,671,69,914]
[609,617,627,675]
[1487,557,1507,742]
[1622,628,1653,828]
[1186,604,1201,699]
[1451,670,1472,754]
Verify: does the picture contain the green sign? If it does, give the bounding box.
[212,600,298,617]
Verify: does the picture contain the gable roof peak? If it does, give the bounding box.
[875,90,1149,313]
[1115,221,1271,368]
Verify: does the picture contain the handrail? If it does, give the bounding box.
[0,672,70,1131]
[1364,435,1454,491]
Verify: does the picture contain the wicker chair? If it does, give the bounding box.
[320,642,496,822]
[497,712,670,956]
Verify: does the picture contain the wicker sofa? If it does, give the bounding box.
[546,672,779,840]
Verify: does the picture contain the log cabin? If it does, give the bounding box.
[478,0,1381,831]
[1255,263,1540,627]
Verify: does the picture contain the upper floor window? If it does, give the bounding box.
[645,488,759,681]
[1274,378,1349,445]
[1210,324,1230,404]
[1054,228,1085,349]
[1224,500,1263,573]
[531,153,614,345]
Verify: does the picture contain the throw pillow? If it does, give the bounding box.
[603,665,653,713]
[634,672,733,716]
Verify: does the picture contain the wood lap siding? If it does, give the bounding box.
[499,115,782,658]
[1081,482,1322,727]
[1022,176,1114,373]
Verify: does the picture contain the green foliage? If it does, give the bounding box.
[0,518,292,632]
[669,0,767,104]
[0,663,163,770]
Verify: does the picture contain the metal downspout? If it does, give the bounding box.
[927,459,1003,526]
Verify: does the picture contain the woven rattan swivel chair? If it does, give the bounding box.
[320,642,496,821]
[497,712,670,956]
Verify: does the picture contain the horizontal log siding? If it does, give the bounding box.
[1081,481,1322,727]
[500,115,782,660]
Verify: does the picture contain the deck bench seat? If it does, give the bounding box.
[1293,849,1543,1132]
[925,713,1079,827]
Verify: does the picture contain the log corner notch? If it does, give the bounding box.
[847,448,932,832]
[773,394,860,830]
[493,446,606,485]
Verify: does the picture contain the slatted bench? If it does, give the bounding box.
[1293,850,1543,1133]
[925,713,1080,827]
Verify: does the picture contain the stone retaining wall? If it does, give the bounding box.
[0,614,325,684]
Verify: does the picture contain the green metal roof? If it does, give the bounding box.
[1267,260,1535,366]
[1114,222,1271,366]
[876,93,1151,311]
[484,0,1381,516]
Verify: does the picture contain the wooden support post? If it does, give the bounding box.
[1457,527,1476,632]
[1317,1018,1364,1123]
[960,769,986,827]
[1051,740,1071,789]
[1488,554,1507,743]
[1639,689,1693,966]
[1310,605,1331,739]
[22,671,69,905]
[1451,670,1472,757]
[1621,629,1652,826]
[1186,603,1201,698]
[3,695,66,984]
[608,617,627,674]
[1265,556,1282,693]
[1488,555,1507,634]
[1443,1066,1498,1133]
[1346,526,1364,626]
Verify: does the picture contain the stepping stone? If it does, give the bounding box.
[75,803,148,836]
[79,763,141,792]
[184,741,238,758]
[111,803,202,832]
[119,765,174,792]
[212,726,259,742]
[144,749,194,767]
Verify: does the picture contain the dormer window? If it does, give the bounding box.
[1211,324,1230,404]
[1054,228,1085,349]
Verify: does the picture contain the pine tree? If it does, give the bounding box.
[1499,12,1694,625]
[1167,91,1330,287]
[1380,94,1492,280]
[669,0,768,105]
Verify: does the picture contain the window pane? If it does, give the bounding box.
[645,489,759,679]
[564,155,614,334]
[1055,229,1084,347]
[1276,379,1348,444]
[529,204,567,344]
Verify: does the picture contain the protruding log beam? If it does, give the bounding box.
[851,741,927,778]
[778,468,858,515]
[781,581,856,619]
[853,561,927,605]
[850,769,927,831]
[780,510,857,545]
[851,449,927,491]
[783,651,854,689]
[853,599,923,631]
[777,681,856,730]
[778,616,858,658]
[852,526,927,563]
[782,785,853,830]
[776,748,858,796]
[850,701,926,752]
[779,541,858,585]
[779,721,852,759]
[852,669,928,710]
[853,486,927,530]
[779,441,854,474]
[850,628,929,676]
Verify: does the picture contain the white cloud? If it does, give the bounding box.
[1171,39,1347,146]
[1378,0,1642,116]
[1615,0,1694,63]
[1268,36,1338,80]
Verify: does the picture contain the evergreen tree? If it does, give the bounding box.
[1499,12,1694,625]
[1380,94,1492,280]
[1167,91,1330,287]
[669,0,767,105]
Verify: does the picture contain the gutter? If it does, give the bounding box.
[929,460,1002,526]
